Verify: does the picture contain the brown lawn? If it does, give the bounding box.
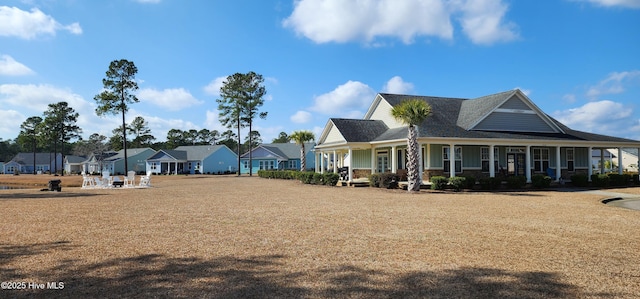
[1,174,639,298]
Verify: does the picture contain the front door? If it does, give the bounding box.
[377,151,389,173]
[507,153,526,176]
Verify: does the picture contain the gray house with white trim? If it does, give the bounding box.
[315,89,640,183]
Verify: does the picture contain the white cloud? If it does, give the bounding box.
[138,88,203,111]
[309,80,376,118]
[0,109,25,136]
[290,110,312,123]
[0,54,34,76]
[283,0,517,45]
[204,110,227,132]
[574,0,640,8]
[0,6,82,39]
[451,0,519,45]
[383,76,414,94]
[0,83,89,112]
[586,70,640,99]
[283,0,453,44]
[203,76,226,96]
[553,100,634,134]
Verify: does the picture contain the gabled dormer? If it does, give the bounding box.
[458,89,564,134]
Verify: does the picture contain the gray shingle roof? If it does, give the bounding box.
[241,142,315,159]
[175,145,233,160]
[10,153,60,165]
[330,118,389,142]
[323,91,640,145]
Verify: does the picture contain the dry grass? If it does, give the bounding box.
[1,175,639,298]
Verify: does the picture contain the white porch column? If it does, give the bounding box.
[391,145,397,174]
[333,150,338,173]
[348,148,353,181]
[618,148,624,174]
[426,143,431,169]
[418,143,423,183]
[525,145,532,183]
[314,153,319,172]
[371,147,376,174]
[600,148,605,174]
[555,146,562,182]
[449,144,456,178]
[489,144,496,178]
[588,147,593,181]
[320,151,324,174]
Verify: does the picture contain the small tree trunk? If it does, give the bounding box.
[407,125,420,192]
[300,144,306,171]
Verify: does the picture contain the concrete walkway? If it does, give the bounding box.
[581,190,640,211]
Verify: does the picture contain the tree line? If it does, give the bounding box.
[2,59,313,175]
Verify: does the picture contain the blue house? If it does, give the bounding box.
[239,143,316,174]
[146,145,237,175]
[3,153,63,174]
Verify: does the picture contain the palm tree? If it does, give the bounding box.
[391,99,432,192]
[290,130,315,171]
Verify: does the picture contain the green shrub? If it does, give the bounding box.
[570,174,589,187]
[378,173,400,189]
[323,173,340,186]
[479,177,502,190]
[368,173,381,188]
[312,173,324,185]
[430,176,448,190]
[634,174,639,185]
[448,176,466,192]
[591,174,610,187]
[506,176,527,189]
[531,174,552,188]
[298,172,314,184]
[460,176,476,190]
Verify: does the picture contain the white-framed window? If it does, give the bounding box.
[481,147,500,172]
[533,148,550,172]
[287,160,297,169]
[566,148,574,171]
[259,160,275,170]
[150,162,157,170]
[243,160,249,169]
[443,146,462,173]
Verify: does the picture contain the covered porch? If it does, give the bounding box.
[314,140,640,184]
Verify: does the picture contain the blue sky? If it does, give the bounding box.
[1,0,639,145]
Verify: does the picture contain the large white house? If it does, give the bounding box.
[314,89,640,183]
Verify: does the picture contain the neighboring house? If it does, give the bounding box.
[64,155,87,174]
[0,162,4,174]
[239,142,316,174]
[83,151,118,174]
[3,153,63,174]
[314,89,640,182]
[591,149,616,174]
[607,148,639,172]
[145,145,237,174]
[102,148,156,175]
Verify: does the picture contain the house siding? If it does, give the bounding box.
[351,149,372,169]
[500,95,531,110]
[324,124,345,144]
[367,99,403,129]
[474,112,555,133]
[202,147,238,174]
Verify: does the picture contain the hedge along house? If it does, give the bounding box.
[239,142,316,174]
[314,89,640,183]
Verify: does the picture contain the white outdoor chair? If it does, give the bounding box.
[139,171,151,187]
[94,177,105,188]
[81,172,95,189]
[102,171,113,187]
[124,171,136,187]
